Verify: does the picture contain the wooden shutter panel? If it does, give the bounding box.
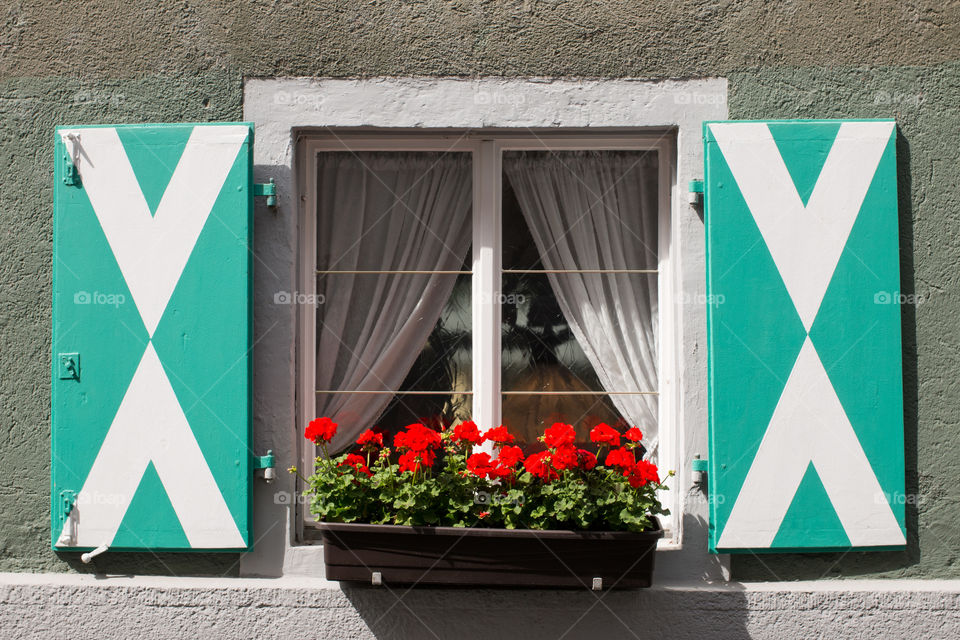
[704,119,907,552]
[52,123,254,551]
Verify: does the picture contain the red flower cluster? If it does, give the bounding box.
[305,417,337,443]
[482,425,515,445]
[452,420,482,445]
[394,423,442,452]
[466,452,496,478]
[589,423,620,447]
[339,453,372,476]
[624,459,660,488]
[543,422,576,448]
[467,444,526,481]
[394,423,443,473]
[399,450,436,473]
[604,447,636,469]
[523,451,558,482]
[624,427,643,443]
[356,429,383,449]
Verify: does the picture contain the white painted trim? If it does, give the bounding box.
[243,77,728,581]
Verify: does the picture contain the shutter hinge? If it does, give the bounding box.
[55,489,77,547]
[253,449,276,482]
[692,455,708,481]
[62,134,82,187]
[253,179,277,207]
[688,179,704,206]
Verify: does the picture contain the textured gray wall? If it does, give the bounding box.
[0,0,958,583]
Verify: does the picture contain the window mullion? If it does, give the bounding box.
[472,141,501,448]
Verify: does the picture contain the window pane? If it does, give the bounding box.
[501,272,655,393]
[313,150,473,453]
[317,151,472,271]
[502,150,658,272]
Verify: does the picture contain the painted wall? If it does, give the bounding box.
[0,0,958,582]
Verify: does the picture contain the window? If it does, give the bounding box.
[298,132,677,533]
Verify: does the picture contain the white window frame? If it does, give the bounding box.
[296,130,680,543]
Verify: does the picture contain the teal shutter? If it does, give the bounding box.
[704,119,906,553]
[52,123,254,551]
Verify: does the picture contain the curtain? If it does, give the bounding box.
[315,152,472,450]
[503,151,661,457]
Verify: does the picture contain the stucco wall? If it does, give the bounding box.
[0,0,958,584]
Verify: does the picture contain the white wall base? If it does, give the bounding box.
[2,573,959,639]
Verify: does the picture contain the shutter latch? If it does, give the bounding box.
[253,450,276,483]
[253,179,277,207]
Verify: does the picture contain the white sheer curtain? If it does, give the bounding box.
[315,152,472,450]
[504,151,661,457]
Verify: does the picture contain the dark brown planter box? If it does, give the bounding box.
[316,518,663,589]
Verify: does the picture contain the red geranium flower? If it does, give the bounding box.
[340,453,372,476]
[394,423,442,452]
[604,446,636,469]
[497,445,524,468]
[523,451,559,482]
[452,420,482,445]
[576,448,597,470]
[624,427,643,443]
[466,452,496,479]
[625,459,660,488]
[551,445,579,471]
[305,417,337,443]
[543,422,576,449]
[356,429,383,448]
[398,449,436,473]
[589,422,620,447]
[482,425,516,445]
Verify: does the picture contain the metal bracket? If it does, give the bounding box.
[592,577,603,591]
[55,490,77,547]
[371,571,383,586]
[253,179,277,207]
[63,134,81,187]
[58,352,80,380]
[692,455,708,483]
[253,450,276,482]
[688,179,704,206]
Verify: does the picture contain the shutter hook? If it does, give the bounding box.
[81,543,109,563]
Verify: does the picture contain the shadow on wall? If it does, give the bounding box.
[341,583,750,640]
[732,128,921,580]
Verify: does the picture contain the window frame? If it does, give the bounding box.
[297,130,680,545]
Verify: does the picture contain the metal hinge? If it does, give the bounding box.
[62,134,82,187]
[254,179,277,207]
[688,179,704,206]
[55,489,77,546]
[692,455,708,482]
[253,449,276,482]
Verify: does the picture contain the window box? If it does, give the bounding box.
[316,518,663,588]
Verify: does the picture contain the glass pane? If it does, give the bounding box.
[317,392,472,453]
[315,270,472,393]
[501,272,655,393]
[398,271,472,393]
[317,150,472,271]
[501,393,638,450]
[501,150,659,272]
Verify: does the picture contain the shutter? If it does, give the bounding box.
[704,119,906,552]
[52,123,253,551]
